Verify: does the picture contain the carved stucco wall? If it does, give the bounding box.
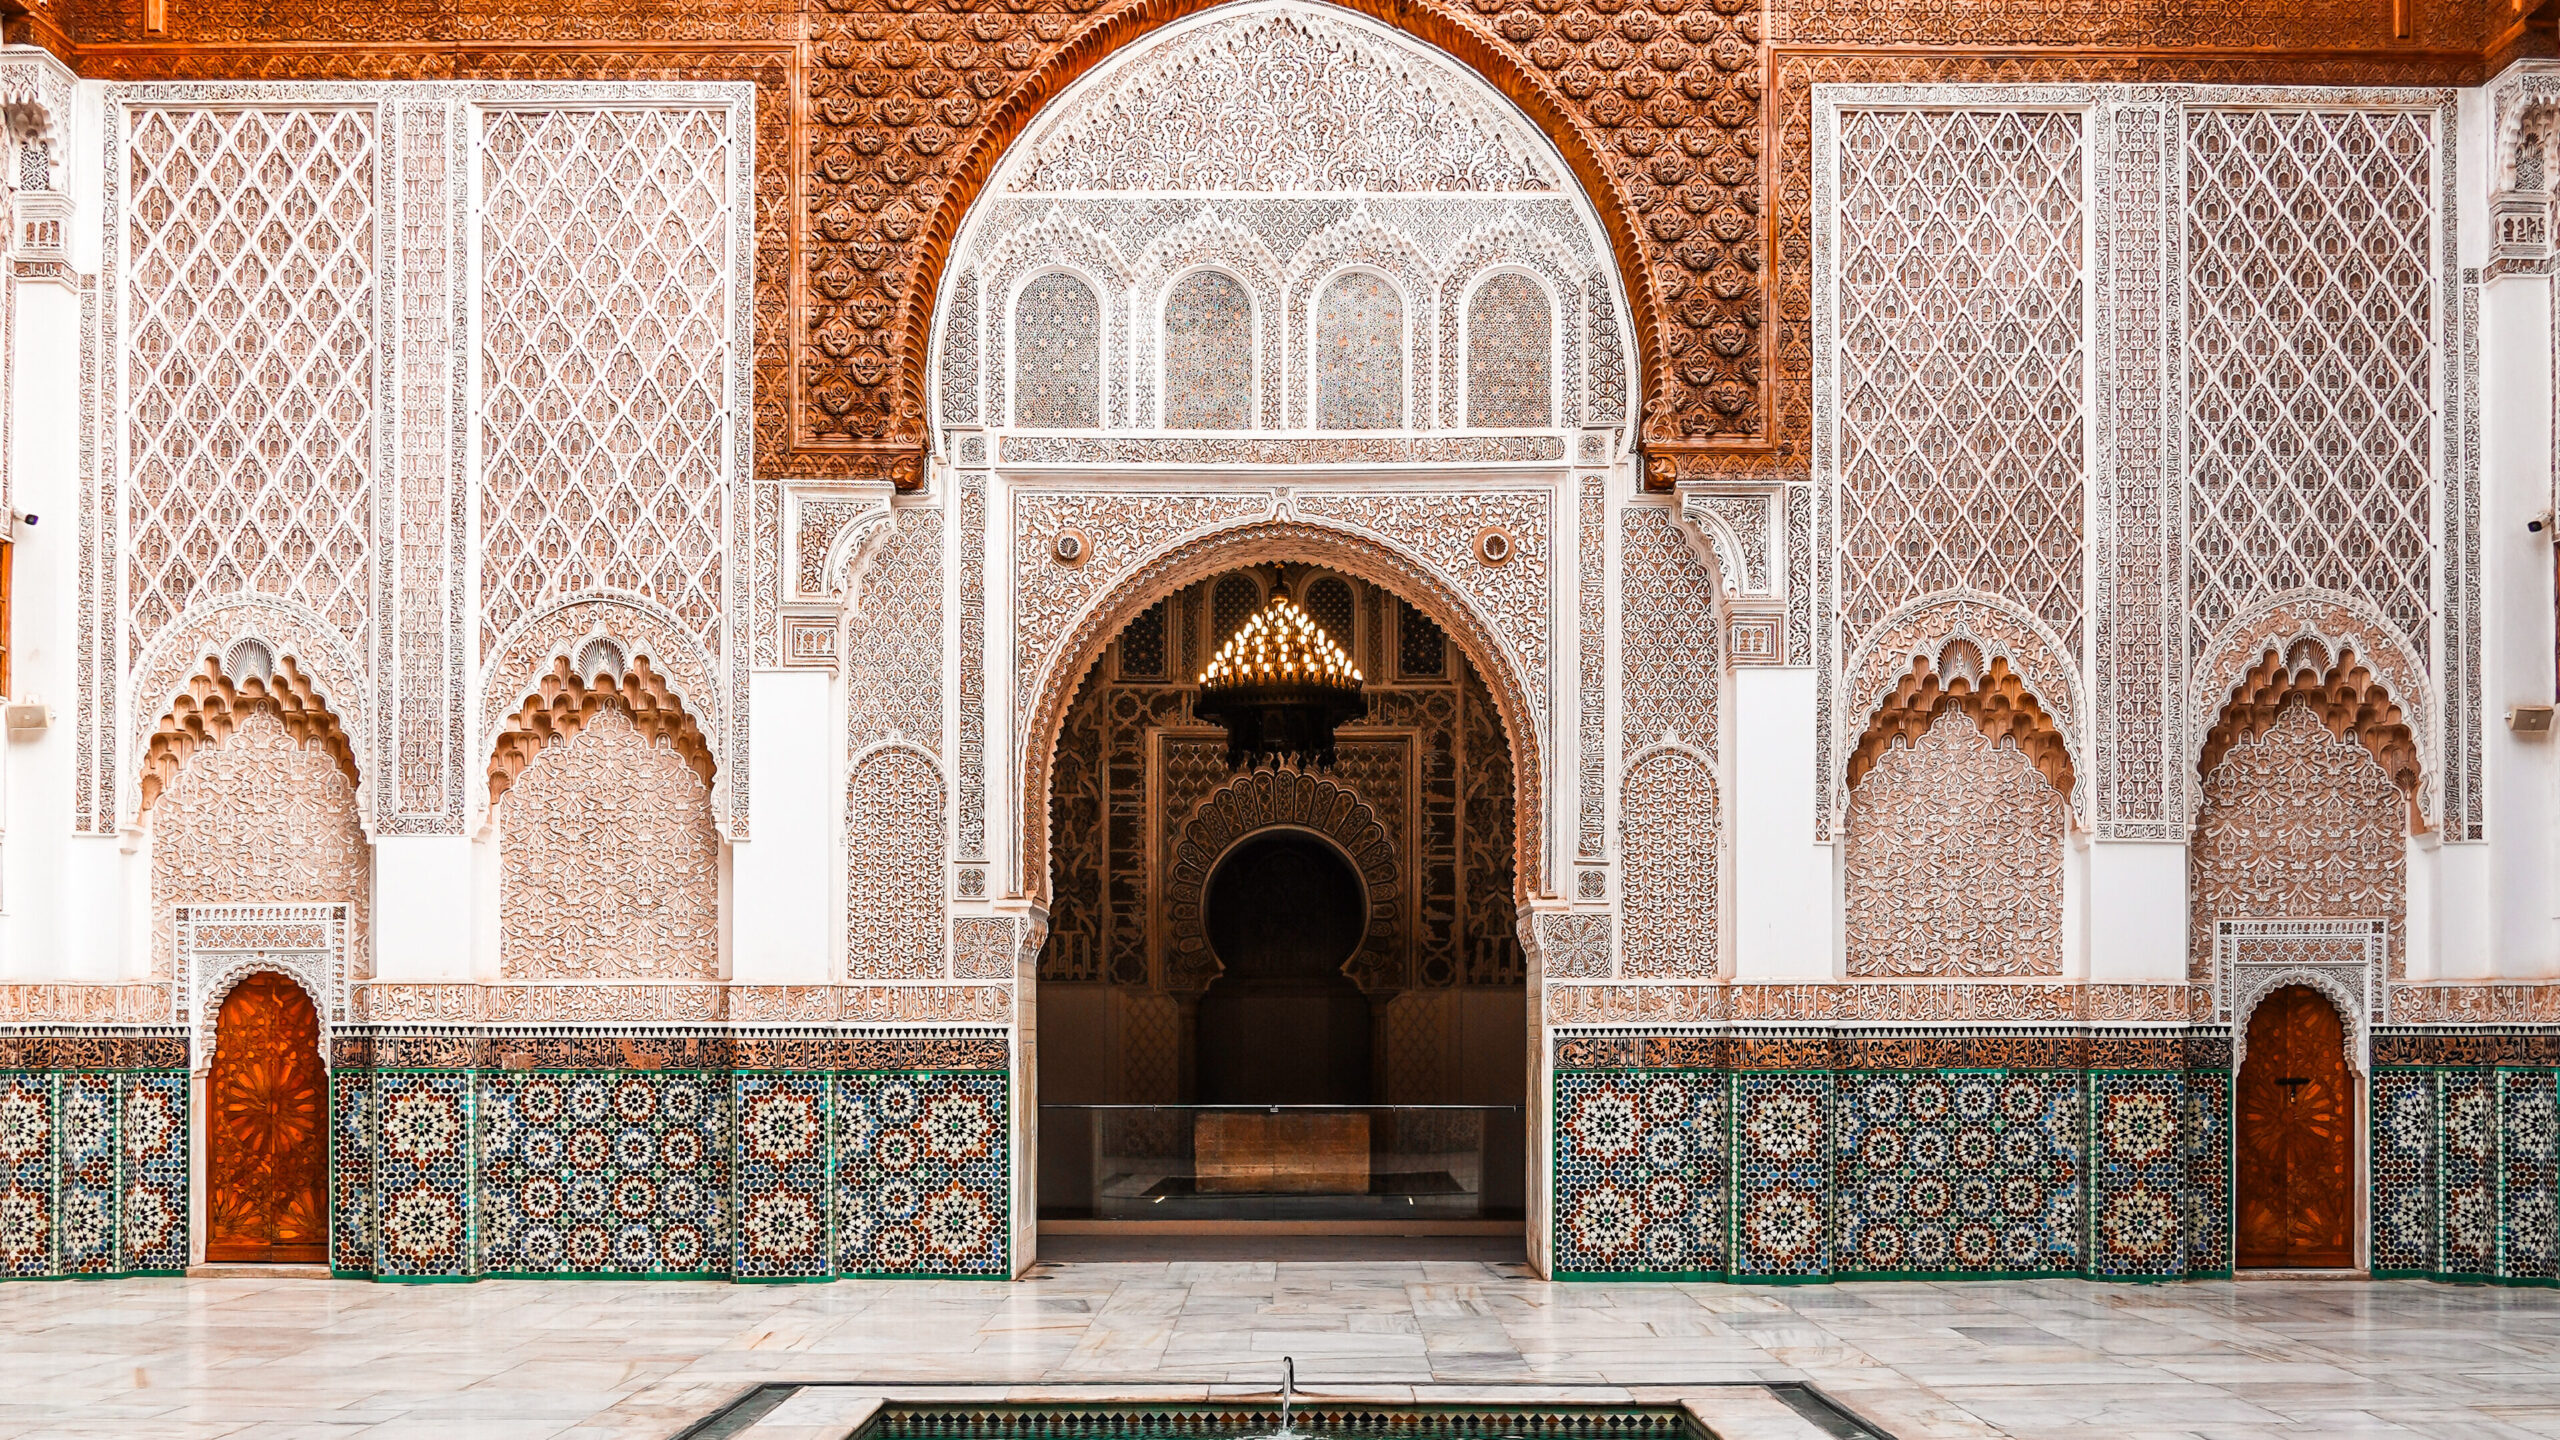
[2190,700,2406,983]
[1617,504,1721,978]
[151,707,371,984]
[847,745,949,981]
[499,703,721,980]
[938,4,1631,445]
[1811,85,2472,866]
[88,84,756,850]
[1842,709,2064,978]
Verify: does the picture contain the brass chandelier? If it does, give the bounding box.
[1193,591,1366,769]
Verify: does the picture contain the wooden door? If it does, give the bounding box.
[206,973,328,1263]
[2236,985,2355,1267]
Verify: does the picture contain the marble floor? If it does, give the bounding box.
[0,1248,2553,1440]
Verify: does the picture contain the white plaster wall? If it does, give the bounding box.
[373,836,474,981]
[1730,664,1830,981]
[733,666,836,983]
[2085,839,2188,984]
[2478,267,2558,978]
[0,277,81,978]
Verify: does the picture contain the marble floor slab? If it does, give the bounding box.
[0,1256,2552,1440]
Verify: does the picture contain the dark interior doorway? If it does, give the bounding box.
[1196,830,1372,1105]
[1033,568,1526,1234]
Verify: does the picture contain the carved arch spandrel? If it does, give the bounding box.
[1838,590,2085,824]
[2199,643,2419,820]
[127,597,374,832]
[478,595,730,832]
[1020,518,1545,907]
[139,656,359,819]
[898,0,1677,452]
[1847,649,2074,800]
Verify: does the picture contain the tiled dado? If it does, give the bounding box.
[1550,1029,2232,1281]
[329,1028,1011,1282]
[2372,1028,2560,1287]
[0,1031,191,1279]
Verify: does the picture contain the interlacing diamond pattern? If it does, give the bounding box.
[124,107,378,662]
[2184,109,2435,659]
[479,108,733,654]
[1834,109,2085,651]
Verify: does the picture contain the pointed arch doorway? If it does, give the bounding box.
[2235,986,2356,1269]
[204,973,329,1264]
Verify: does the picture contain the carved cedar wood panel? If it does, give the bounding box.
[205,972,329,1264]
[2234,984,2355,1268]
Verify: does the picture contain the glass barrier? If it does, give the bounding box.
[1038,1104,1526,1221]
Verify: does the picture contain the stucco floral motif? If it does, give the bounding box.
[1843,710,2064,977]
[2190,701,2405,982]
[847,746,948,981]
[1619,749,1719,979]
[151,708,371,986]
[499,705,720,980]
[1009,9,1557,194]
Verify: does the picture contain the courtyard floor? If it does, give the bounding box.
[0,1240,2554,1440]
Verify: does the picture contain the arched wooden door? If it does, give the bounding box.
[2236,986,2355,1268]
[206,973,328,1263]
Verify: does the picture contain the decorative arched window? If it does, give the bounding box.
[1466,272,1552,428]
[1302,575,1354,651]
[1211,572,1263,642]
[1163,270,1253,428]
[1014,272,1101,428]
[1315,271,1402,429]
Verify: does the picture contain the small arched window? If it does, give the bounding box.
[1302,576,1354,653]
[1013,272,1101,428]
[1211,573,1263,643]
[1163,271,1253,429]
[1315,271,1402,430]
[1466,272,1552,428]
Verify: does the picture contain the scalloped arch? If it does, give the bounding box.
[129,596,373,831]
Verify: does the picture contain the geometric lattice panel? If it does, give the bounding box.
[123,106,379,663]
[833,1071,1009,1278]
[2184,108,2436,661]
[478,108,735,654]
[1833,108,2085,652]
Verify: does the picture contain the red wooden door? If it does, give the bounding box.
[206,973,328,1263]
[2236,985,2355,1268]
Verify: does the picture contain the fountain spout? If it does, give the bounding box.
[1280,1357,1295,1437]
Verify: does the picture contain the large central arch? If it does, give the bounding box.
[1016,515,1552,905]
